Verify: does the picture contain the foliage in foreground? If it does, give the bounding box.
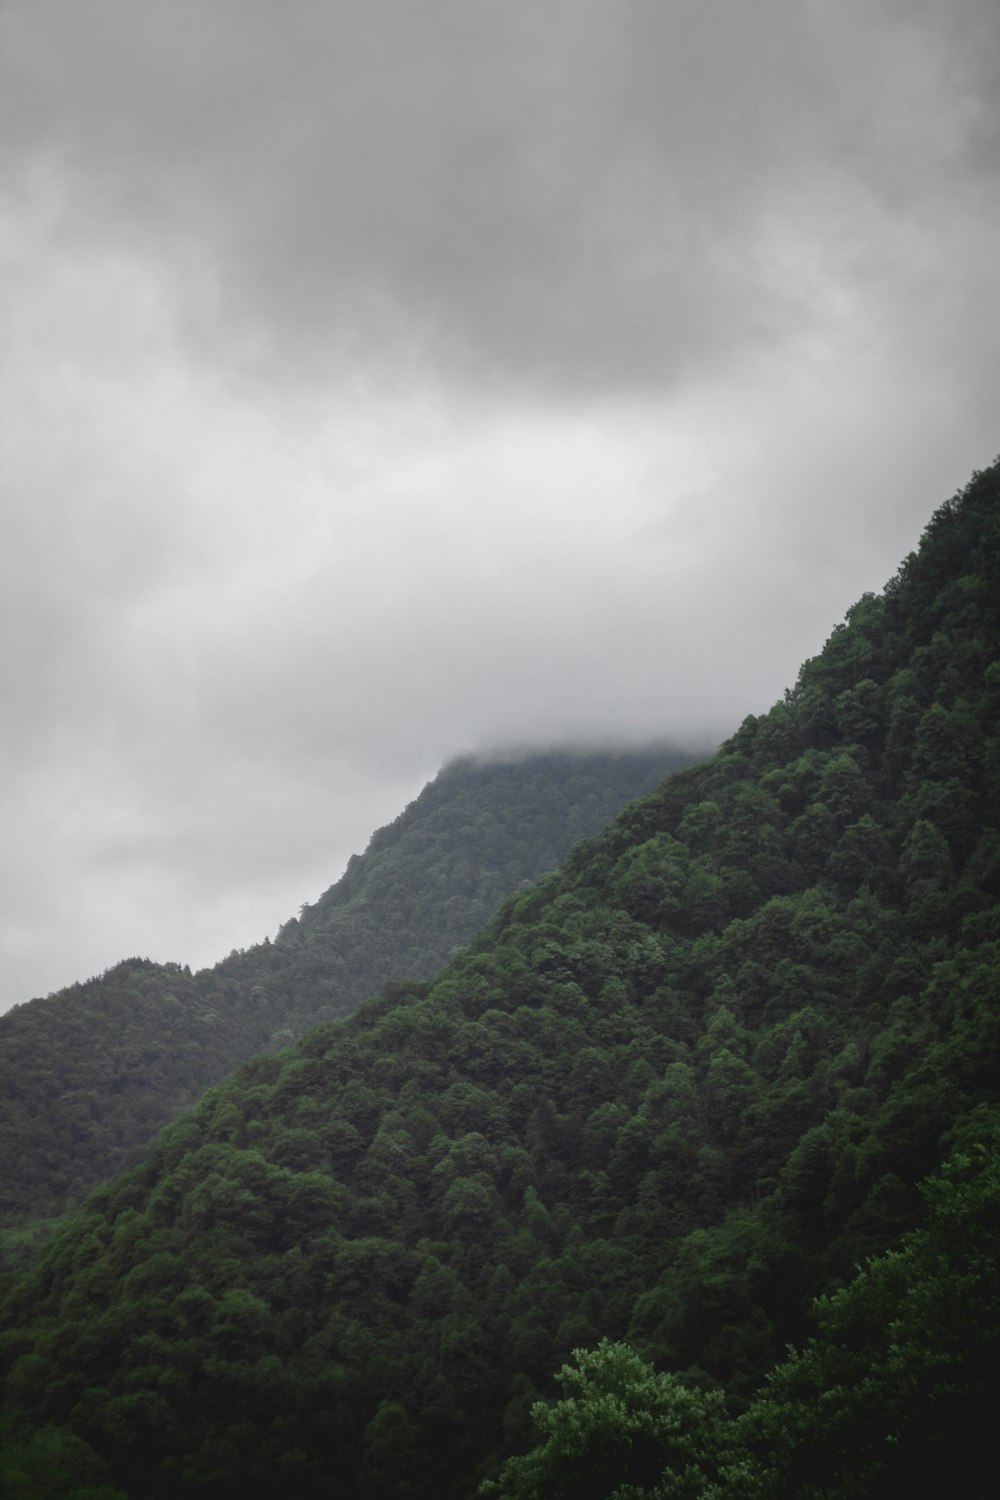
[486,1117,999,1499]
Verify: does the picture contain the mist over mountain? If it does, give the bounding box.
[4,2,998,1015]
[0,745,693,1244]
[1,462,996,1498]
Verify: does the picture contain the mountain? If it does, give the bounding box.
[1,459,997,1499]
[0,746,694,1243]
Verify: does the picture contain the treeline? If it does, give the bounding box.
[0,746,690,1241]
[0,459,997,1498]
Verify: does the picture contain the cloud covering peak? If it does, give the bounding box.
[1,1,998,1006]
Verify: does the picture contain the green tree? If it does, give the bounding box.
[481,1340,730,1500]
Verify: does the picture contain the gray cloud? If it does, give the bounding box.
[1,1,998,1006]
[3,1,997,394]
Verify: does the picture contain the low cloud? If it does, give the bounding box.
[1,2,998,1005]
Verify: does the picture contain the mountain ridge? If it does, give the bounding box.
[0,745,695,1241]
[1,458,997,1498]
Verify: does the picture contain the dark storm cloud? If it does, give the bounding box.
[4,0,998,394]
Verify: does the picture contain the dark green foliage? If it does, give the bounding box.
[1,459,998,1498]
[0,1412,126,1499]
[0,747,690,1238]
[485,1120,1000,1499]
[735,1114,1000,1499]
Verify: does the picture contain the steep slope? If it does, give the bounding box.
[0,747,691,1237]
[0,459,997,1500]
[246,749,696,1043]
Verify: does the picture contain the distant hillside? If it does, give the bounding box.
[1,461,996,1499]
[0,746,693,1239]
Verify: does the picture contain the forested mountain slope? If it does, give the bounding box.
[1,460,997,1499]
[0,748,690,1238]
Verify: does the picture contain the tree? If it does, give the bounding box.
[737,1126,1000,1498]
[480,1340,730,1500]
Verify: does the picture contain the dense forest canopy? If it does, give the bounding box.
[1,459,998,1498]
[0,746,691,1245]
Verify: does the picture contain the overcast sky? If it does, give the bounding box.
[1,1,998,1011]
